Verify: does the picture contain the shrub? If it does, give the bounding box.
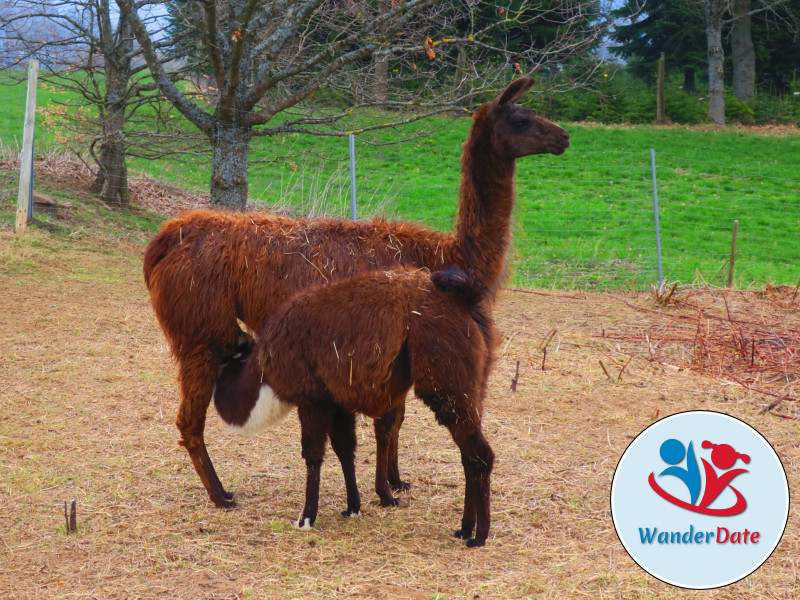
[725,95,756,124]
[530,71,799,126]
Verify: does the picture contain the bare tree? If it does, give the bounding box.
[731,0,756,101]
[0,0,200,206]
[732,0,798,102]
[119,0,610,209]
[701,0,727,123]
[694,0,791,124]
[0,5,69,66]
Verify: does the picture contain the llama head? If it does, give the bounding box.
[480,77,570,160]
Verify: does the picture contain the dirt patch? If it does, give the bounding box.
[598,285,800,418]
[1,229,799,599]
[0,155,211,217]
[573,120,800,137]
[128,176,211,216]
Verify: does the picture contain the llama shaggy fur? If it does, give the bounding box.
[143,78,569,509]
[213,267,497,547]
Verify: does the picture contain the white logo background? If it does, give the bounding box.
[611,411,789,589]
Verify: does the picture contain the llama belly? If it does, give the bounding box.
[219,384,294,435]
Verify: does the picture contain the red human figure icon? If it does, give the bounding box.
[704,441,751,470]
[697,441,750,513]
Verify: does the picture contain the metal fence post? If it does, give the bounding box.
[348,134,357,220]
[728,220,739,288]
[650,148,664,287]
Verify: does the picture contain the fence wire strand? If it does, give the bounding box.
[1,88,798,291]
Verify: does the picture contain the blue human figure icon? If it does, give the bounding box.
[658,439,701,505]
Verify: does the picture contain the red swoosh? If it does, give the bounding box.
[648,472,747,516]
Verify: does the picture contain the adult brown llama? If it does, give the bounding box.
[212,267,497,547]
[143,77,569,509]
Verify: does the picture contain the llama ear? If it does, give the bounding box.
[495,77,535,109]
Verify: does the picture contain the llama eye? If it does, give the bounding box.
[510,119,530,129]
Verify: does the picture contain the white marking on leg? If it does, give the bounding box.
[292,517,313,531]
[225,384,293,435]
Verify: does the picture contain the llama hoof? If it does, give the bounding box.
[453,528,473,540]
[379,496,407,508]
[390,480,411,492]
[212,496,237,510]
[340,509,362,518]
[292,517,314,531]
[465,538,486,548]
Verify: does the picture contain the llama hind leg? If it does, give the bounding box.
[454,450,478,540]
[451,428,494,547]
[176,352,234,508]
[294,401,333,530]
[419,392,494,547]
[329,405,361,517]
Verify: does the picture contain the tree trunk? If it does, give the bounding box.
[210,123,252,209]
[373,56,388,104]
[92,8,133,207]
[93,134,129,206]
[92,66,130,206]
[703,0,726,125]
[731,0,755,102]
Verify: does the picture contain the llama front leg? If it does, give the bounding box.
[387,402,410,492]
[329,405,361,517]
[176,352,234,508]
[294,401,332,530]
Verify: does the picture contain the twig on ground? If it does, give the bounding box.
[599,360,613,381]
[510,359,520,392]
[617,356,633,381]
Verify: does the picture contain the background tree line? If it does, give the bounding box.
[1,0,798,210]
[612,0,799,123]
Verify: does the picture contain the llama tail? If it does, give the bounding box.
[431,267,493,341]
[143,220,182,290]
[431,267,487,306]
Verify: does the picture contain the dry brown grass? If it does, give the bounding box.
[571,121,800,138]
[1,227,799,600]
[0,152,211,217]
[603,286,800,419]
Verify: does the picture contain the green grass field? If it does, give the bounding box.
[2,73,799,289]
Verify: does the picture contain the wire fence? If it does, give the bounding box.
[2,82,799,291]
[508,149,661,289]
[508,147,800,290]
[650,152,800,289]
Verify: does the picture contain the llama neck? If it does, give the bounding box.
[455,130,516,294]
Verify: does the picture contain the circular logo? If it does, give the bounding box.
[610,411,789,589]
